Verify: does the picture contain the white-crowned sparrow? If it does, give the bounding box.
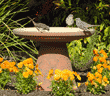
[27,16,50,32]
[65,14,74,26]
[76,18,100,31]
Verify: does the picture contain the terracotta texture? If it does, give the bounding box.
[34,54,76,91]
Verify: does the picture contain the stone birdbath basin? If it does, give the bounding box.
[13,27,95,91]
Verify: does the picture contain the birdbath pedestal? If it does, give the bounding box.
[13,27,95,91]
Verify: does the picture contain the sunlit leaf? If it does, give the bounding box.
[100,23,104,31]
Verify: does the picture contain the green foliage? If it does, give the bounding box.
[0,0,38,65]
[0,69,11,89]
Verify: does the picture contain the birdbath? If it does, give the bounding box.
[13,27,95,91]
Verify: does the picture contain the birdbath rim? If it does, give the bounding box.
[13,27,95,36]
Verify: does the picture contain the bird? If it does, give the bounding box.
[76,18,100,31]
[27,16,50,32]
[65,14,74,27]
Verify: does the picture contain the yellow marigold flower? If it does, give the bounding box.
[0,68,2,73]
[107,60,110,64]
[28,64,34,69]
[13,66,19,73]
[93,66,97,70]
[77,74,81,81]
[23,72,29,78]
[55,69,61,74]
[8,67,13,72]
[17,62,23,68]
[34,70,38,75]
[62,74,69,81]
[27,69,33,75]
[54,74,61,81]
[0,57,3,62]
[70,75,75,81]
[24,63,28,67]
[102,80,107,87]
[93,56,98,62]
[47,75,51,79]
[78,83,81,87]
[25,66,30,71]
[38,82,43,86]
[98,67,103,73]
[73,86,77,89]
[22,60,28,65]
[49,69,53,75]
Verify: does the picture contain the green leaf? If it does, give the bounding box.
[93,16,97,24]
[100,23,104,31]
[103,26,110,40]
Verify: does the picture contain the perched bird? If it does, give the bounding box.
[65,14,74,26]
[27,16,50,32]
[76,18,100,31]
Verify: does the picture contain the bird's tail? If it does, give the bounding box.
[91,25,100,27]
[27,16,36,25]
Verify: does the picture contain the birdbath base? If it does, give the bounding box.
[33,42,76,91]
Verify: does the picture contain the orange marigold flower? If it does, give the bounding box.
[13,66,19,73]
[93,56,98,62]
[95,54,100,57]
[28,64,34,69]
[91,80,95,85]
[0,57,3,62]
[9,62,16,68]
[107,65,110,70]
[23,72,29,78]
[103,76,108,82]
[85,81,88,86]
[99,57,106,63]
[27,69,33,75]
[1,63,6,69]
[102,63,108,68]
[97,78,102,84]
[98,67,103,73]
[93,49,98,55]
[96,64,102,70]
[99,49,105,54]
